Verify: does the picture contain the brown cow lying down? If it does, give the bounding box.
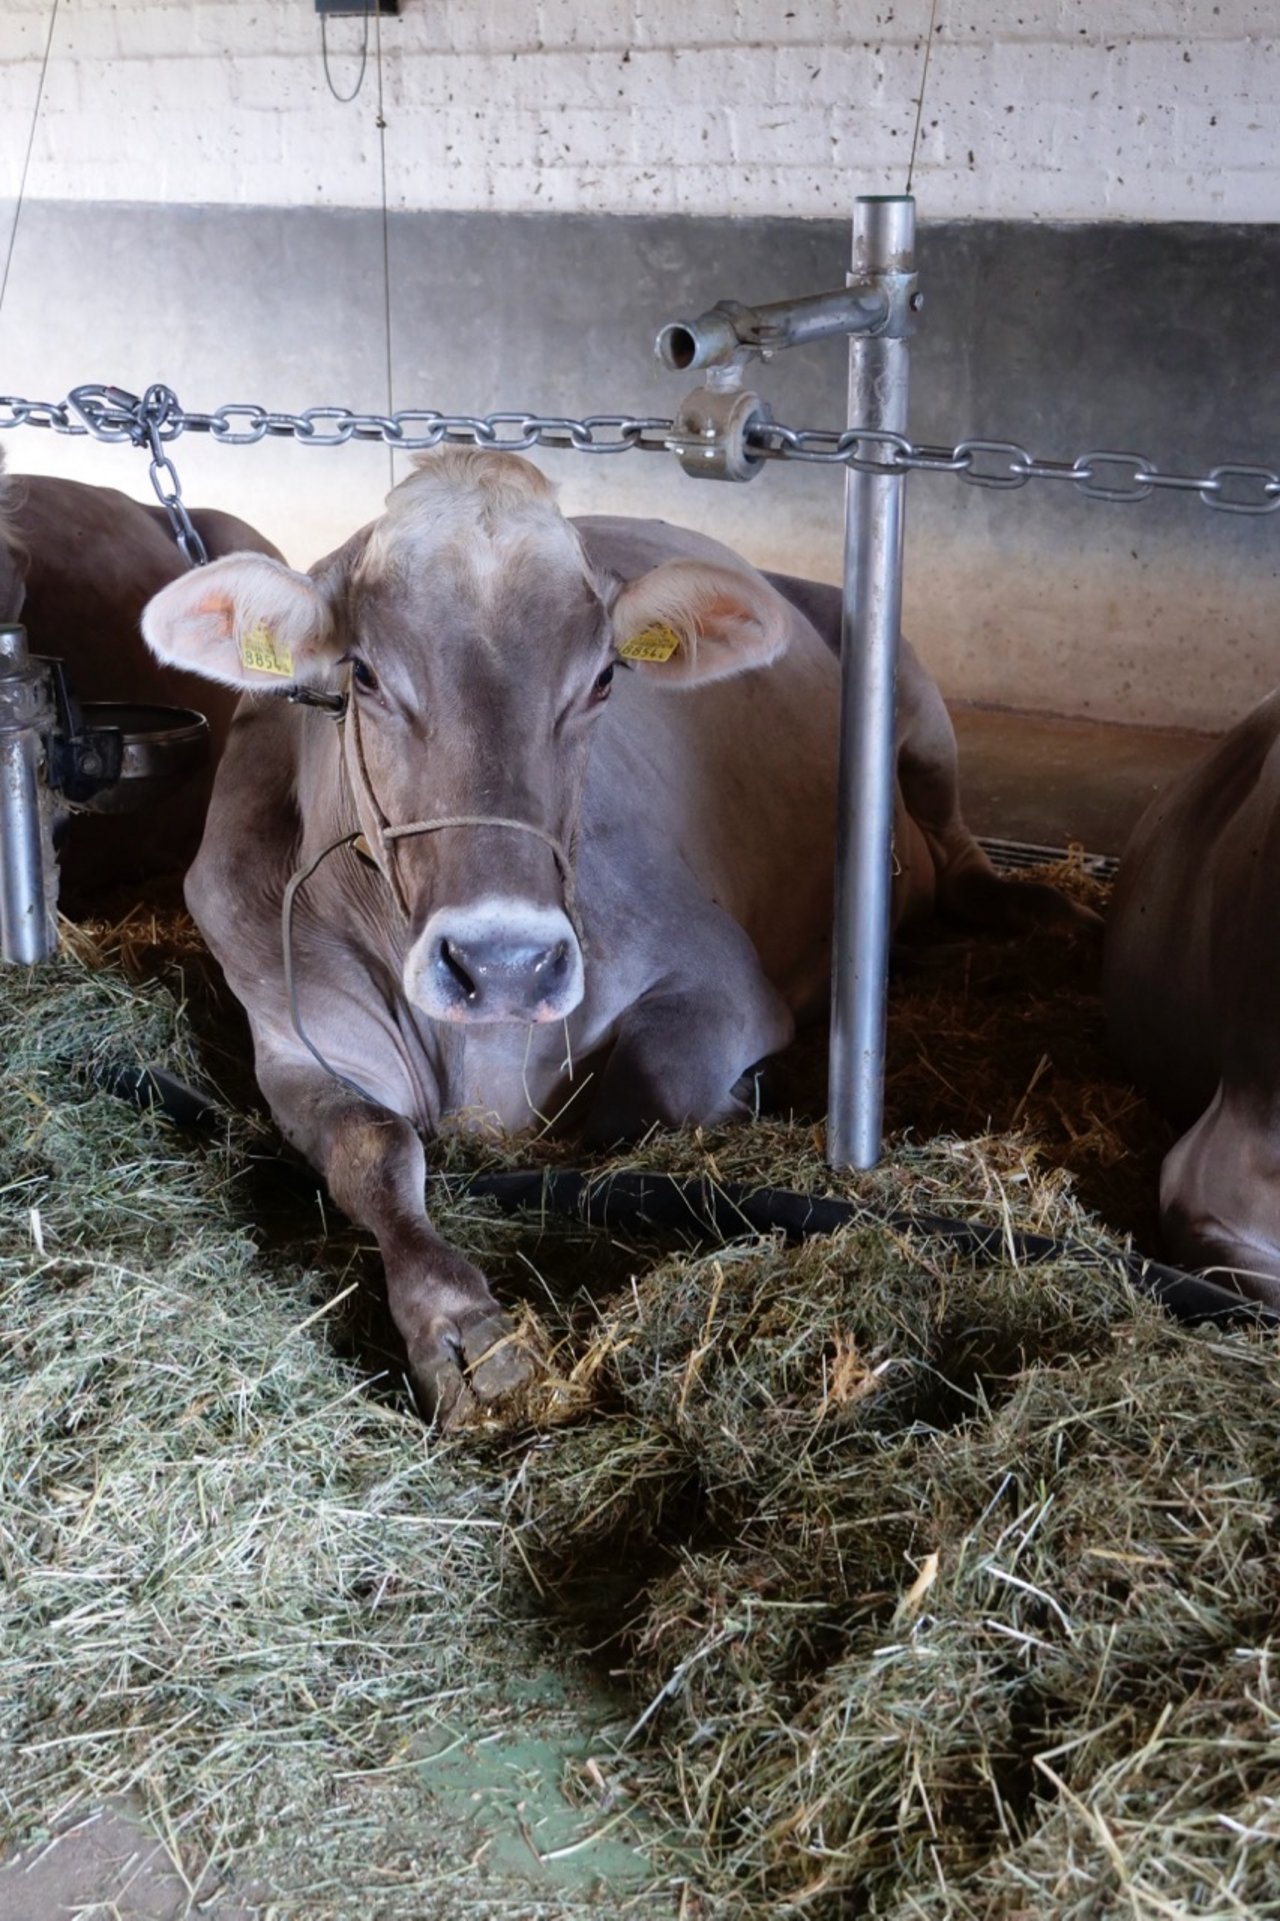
[1105,692,1280,1309]
[142,448,1084,1421]
[0,448,281,892]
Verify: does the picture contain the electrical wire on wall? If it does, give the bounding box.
[0,0,61,329]
[320,0,372,105]
[906,0,942,195]
[320,0,397,494]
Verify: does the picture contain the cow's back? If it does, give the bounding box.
[11,476,278,744]
[1104,689,1280,1120]
[4,473,281,901]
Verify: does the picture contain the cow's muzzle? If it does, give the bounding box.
[408,902,584,1024]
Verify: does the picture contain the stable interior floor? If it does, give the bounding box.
[950,703,1213,858]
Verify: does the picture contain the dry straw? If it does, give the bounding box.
[1,884,1276,1917]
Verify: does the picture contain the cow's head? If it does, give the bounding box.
[142,450,792,1025]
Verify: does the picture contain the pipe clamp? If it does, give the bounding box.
[665,386,772,484]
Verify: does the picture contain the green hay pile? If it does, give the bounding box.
[1,902,1276,1917]
[493,1227,1280,1916]
[0,951,660,1917]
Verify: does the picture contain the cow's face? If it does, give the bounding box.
[142,450,792,1026]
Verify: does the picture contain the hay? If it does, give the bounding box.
[497,1231,1280,1915]
[880,863,1173,1247]
[1,890,1275,1916]
[0,950,660,1916]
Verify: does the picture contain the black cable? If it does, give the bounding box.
[456,1167,1275,1329]
[107,1072,1273,1331]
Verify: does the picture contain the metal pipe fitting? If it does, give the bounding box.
[656,285,893,375]
[665,385,773,483]
[0,624,58,963]
[655,303,751,374]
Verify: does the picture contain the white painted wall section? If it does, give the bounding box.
[0,0,1275,222]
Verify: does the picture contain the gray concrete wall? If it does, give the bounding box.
[1,200,1276,731]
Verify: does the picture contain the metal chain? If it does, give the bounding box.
[1,385,1276,518]
[65,384,209,564]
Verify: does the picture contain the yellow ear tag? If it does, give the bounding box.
[618,622,681,664]
[240,620,294,679]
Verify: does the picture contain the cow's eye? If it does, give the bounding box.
[592,664,615,700]
[349,657,378,694]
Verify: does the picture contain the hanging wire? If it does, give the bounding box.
[906,0,942,195]
[374,3,396,493]
[0,0,61,324]
[320,0,396,490]
[321,0,373,105]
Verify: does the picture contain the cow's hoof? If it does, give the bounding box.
[464,1311,540,1401]
[418,1309,540,1430]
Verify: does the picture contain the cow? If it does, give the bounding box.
[1104,691,1280,1308]
[0,448,282,895]
[140,449,1087,1423]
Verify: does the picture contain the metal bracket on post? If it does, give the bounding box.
[827,195,918,1171]
[656,279,907,485]
[0,625,193,967]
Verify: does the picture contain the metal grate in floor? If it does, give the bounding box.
[978,836,1118,881]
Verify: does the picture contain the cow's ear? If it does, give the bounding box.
[141,552,337,691]
[610,560,792,686]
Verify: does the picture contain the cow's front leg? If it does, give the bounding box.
[261,1061,535,1424]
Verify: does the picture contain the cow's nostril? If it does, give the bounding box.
[438,939,477,1000]
[420,921,583,1021]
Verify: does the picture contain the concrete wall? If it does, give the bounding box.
[2,0,1275,221]
[0,1,1277,730]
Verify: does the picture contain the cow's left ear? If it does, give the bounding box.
[142,552,338,692]
[610,560,792,686]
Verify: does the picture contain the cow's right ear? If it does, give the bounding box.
[141,552,336,691]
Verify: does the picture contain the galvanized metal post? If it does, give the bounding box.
[0,624,58,964]
[827,195,917,1168]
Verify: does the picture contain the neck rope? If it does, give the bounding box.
[280,671,581,1103]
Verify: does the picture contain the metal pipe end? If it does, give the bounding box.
[655,307,746,373]
[0,624,30,668]
[852,195,916,275]
[655,321,701,372]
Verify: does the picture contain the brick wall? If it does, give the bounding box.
[0,0,1275,222]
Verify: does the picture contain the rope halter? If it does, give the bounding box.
[280,666,582,1099]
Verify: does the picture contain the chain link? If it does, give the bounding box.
[2,386,1277,518]
[65,383,209,564]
